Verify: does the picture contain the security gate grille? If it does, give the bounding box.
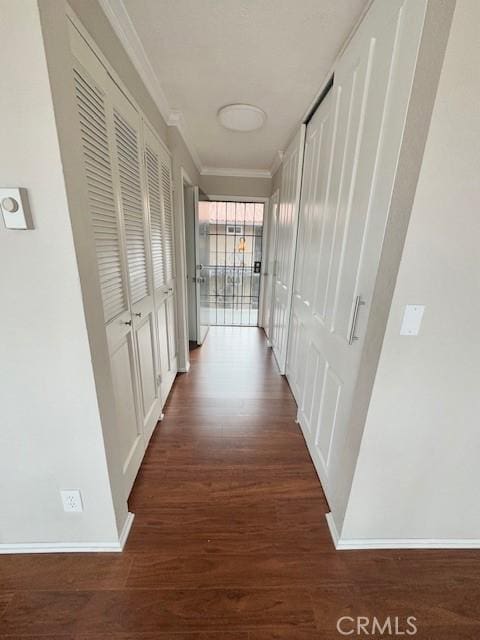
[203,201,264,326]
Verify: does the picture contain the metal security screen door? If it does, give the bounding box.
[200,200,264,326]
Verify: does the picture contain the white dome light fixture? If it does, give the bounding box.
[217,104,266,132]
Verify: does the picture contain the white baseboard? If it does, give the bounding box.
[118,511,135,549]
[0,512,135,554]
[326,512,340,548]
[326,512,480,550]
[178,361,190,373]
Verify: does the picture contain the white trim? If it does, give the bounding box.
[94,0,374,184]
[326,513,480,550]
[89,1,286,180]
[174,167,193,373]
[335,538,480,550]
[258,195,271,329]
[269,150,284,177]
[97,0,170,121]
[326,512,340,548]
[207,195,269,204]
[118,511,135,548]
[98,0,202,172]
[201,167,272,179]
[0,512,135,554]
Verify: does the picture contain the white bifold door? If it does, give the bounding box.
[70,22,177,496]
[286,0,428,503]
[270,127,305,373]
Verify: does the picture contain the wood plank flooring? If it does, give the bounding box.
[1,327,480,638]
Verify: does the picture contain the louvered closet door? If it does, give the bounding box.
[143,123,178,402]
[270,126,305,373]
[286,0,428,503]
[109,80,162,446]
[160,143,178,388]
[69,23,145,498]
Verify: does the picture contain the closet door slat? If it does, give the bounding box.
[113,110,149,304]
[160,156,175,282]
[145,145,166,289]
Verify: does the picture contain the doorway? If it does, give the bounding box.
[205,200,265,326]
[183,185,211,345]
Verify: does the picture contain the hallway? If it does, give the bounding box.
[1,328,480,637]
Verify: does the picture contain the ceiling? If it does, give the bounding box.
[102,0,368,176]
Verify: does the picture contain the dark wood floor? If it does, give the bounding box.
[1,327,480,638]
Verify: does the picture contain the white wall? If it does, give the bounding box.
[167,127,201,370]
[0,0,125,547]
[342,0,480,542]
[201,174,272,199]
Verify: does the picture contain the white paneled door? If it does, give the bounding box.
[270,127,305,373]
[70,21,177,497]
[72,46,145,496]
[144,122,178,404]
[287,0,428,502]
[110,81,162,447]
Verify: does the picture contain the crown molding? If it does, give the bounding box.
[98,0,202,172]
[98,0,170,121]
[201,167,272,179]
[269,150,284,177]
[98,0,286,180]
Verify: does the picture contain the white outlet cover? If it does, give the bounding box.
[60,490,83,513]
[400,304,425,336]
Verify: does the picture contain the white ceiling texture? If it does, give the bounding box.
[100,0,368,177]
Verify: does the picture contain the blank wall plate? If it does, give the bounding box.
[400,304,425,336]
[60,490,83,513]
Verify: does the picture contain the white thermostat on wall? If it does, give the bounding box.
[0,188,33,230]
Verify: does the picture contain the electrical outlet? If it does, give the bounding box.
[60,490,83,513]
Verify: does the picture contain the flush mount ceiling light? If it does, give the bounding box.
[217,104,266,132]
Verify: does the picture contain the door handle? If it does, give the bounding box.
[135,312,142,318]
[348,295,365,345]
[123,320,132,326]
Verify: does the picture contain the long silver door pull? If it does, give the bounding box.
[348,295,365,345]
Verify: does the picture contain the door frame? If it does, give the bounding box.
[206,194,270,328]
[193,186,210,345]
[262,188,279,338]
[175,167,194,373]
